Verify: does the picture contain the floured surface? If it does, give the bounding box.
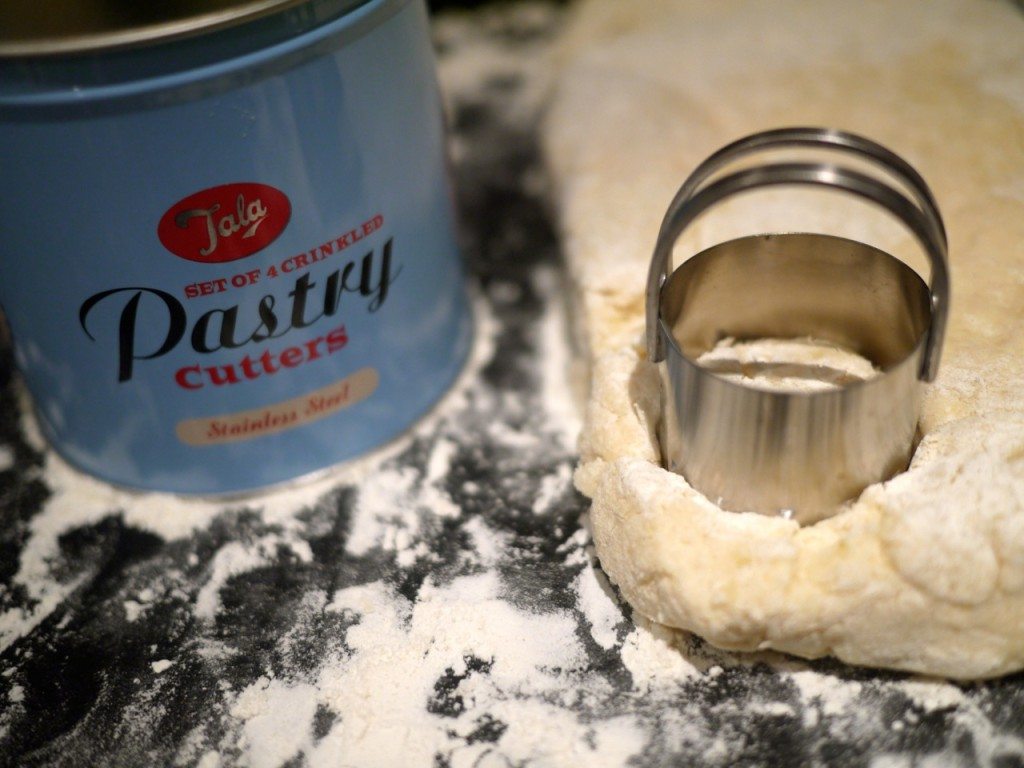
[546,0,1024,679]
[0,4,1023,768]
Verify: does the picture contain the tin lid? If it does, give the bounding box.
[0,0,371,57]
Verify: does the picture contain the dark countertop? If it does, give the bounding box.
[1,3,1023,767]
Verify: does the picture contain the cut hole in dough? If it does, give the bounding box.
[695,337,880,393]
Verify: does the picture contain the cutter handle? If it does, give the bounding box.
[645,127,949,382]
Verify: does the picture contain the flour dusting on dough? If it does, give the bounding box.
[547,0,1024,679]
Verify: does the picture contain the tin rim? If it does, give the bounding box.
[0,0,409,114]
[0,0,371,57]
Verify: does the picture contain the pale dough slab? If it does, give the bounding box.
[544,0,1024,679]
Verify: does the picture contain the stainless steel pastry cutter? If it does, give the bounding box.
[645,127,949,523]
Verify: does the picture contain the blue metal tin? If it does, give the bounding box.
[0,0,472,493]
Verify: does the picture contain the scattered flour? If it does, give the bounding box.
[788,670,866,718]
[574,554,625,650]
[619,617,701,689]
[462,515,506,567]
[123,600,146,623]
[532,462,573,515]
[0,445,14,472]
[232,678,321,768]
[224,573,651,768]
[194,535,314,622]
[533,267,584,444]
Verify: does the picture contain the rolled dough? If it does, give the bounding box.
[544,0,1024,679]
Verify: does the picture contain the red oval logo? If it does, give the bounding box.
[158,183,291,264]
